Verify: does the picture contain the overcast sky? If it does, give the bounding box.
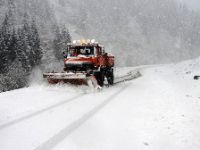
[178,0,200,10]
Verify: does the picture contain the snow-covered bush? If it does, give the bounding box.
[0,60,28,92]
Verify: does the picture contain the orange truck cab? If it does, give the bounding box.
[63,39,115,86]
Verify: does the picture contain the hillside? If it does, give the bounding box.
[48,0,200,65]
[1,0,200,66]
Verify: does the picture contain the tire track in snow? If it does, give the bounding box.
[114,70,141,85]
[0,94,84,130]
[34,84,130,150]
[0,69,139,131]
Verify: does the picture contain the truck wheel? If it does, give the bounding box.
[94,71,104,87]
[107,69,114,85]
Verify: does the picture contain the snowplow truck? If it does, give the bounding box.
[43,39,114,87]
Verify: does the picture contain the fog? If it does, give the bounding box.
[178,0,200,10]
[1,0,200,67]
[49,0,200,66]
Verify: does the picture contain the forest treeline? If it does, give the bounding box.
[0,0,71,92]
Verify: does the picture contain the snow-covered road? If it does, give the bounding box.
[1,59,200,150]
[0,69,135,150]
[0,85,125,149]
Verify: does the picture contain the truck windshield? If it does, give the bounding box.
[68,46,94,57]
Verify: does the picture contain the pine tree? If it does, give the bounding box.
[0,59,28,92]
[28,18,43,67]
[15,15,42,72]
[0,13,12,73]
[53,26,71,60]
[16,26,31,73]
[61,27,71,44]
[53,26,62,60]
[7,28,17,62]
[7,0,16,26]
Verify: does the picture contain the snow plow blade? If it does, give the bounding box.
[43,72,100,88]
[43,72,87,80]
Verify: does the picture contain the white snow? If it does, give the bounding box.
[1,58,200,150]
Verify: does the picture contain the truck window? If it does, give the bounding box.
[68,46,94,57]
[97,47,102,55]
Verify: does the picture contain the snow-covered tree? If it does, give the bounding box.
[29,18,43,67]
[0,59,28,92]
[53,26,71,60]
[0,13,12,73]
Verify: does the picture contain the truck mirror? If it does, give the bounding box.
[102,47,105,54]
[63,52,68,58]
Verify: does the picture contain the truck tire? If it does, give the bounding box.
[94,71,104,87]
[107,69,114,85]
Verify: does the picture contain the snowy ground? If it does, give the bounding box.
[1,58,200,150]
